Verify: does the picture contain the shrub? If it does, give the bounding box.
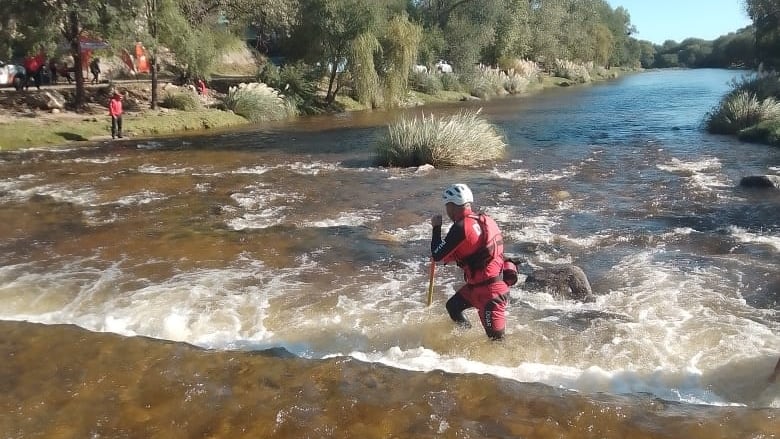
[509,59,541,82]
[222,82,295,122]
[554,59,591,83]
[375,109,506,167]
[440,72,461,91]
[259,63,282,89]
[503,73,530,94]
[462,69,506,100]
[738,119,780,146]
[705,91,780,134]
[410,71,443,95]
[728,72,780,101]
[161,90,202,111]
[279,63,321,115]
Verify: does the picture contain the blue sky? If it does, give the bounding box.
[607,0,753,44]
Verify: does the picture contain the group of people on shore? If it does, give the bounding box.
[21,56,101,90]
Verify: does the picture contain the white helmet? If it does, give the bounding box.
[442,183,473,205]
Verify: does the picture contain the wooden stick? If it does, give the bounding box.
[426,257,435,306]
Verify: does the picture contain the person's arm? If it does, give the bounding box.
[431,217,466,263]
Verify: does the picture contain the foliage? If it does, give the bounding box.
[375,109,506,168]
[278,62,321,115]
[161,90,202,111]
[464,69,506,99]
[745,0,780,69]
[705,91,780,134]
[0,0,133,109]
[737,119,780,146]
[410,71,443,95]
[379,15,422,106]
[554,59,591,83]
[287,0,378,103]
[350,32,382,107]
[222,82,296,122]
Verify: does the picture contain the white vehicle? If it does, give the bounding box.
[0,61,26,90]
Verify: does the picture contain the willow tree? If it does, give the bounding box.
[380,15,422,106]
[350,33,381,107]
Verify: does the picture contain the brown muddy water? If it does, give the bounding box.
[0,69,778,438]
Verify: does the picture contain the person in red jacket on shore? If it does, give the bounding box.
[430,183,515,340]
[109,91,123,139]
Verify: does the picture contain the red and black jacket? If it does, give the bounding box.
[431,208,505,285]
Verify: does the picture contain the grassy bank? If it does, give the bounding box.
[0,108,249,150]
[0,68,630,151]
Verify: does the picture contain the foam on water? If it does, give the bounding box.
[728,225,780,251]
[300,209,381,228]
[138,164,194,175]
[0,230,776,407]
[656,157,733,194]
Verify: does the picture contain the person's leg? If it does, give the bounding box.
[446,289,473,329]
[480,293,508,340]
[111,116,118,139]
[117,115,123,138]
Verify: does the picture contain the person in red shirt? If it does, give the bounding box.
[109,91,123,139]
[196,78,207,96]
[430,183,514,340]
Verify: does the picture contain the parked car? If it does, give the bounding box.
[0,61,25,90]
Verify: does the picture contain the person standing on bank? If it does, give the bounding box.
[430,183,514,340]
[109,91,123,139]
[89,57,101,84]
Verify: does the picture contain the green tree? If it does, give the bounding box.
[745,0,780,69]
[0,0,132,109]
[288,0,378,103]
[379,14,422,105]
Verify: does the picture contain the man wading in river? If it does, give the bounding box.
[430,183,517,340]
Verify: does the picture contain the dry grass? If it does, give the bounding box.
[375,109,506,167]
[706,91,780,134]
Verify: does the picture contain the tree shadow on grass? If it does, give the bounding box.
[55,132,88,141]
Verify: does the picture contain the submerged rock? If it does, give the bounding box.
[522,264,595,302]
[739,175,780,189]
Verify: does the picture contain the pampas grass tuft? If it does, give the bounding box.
[375,109,506,167]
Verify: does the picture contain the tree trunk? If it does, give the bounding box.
[68,10,85,112]
[325,59,339,104]
[150,56,158,110]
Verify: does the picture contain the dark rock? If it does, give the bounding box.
[739,175,780,189]
[523,264,595,302]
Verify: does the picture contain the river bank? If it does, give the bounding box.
[0,70,625,151]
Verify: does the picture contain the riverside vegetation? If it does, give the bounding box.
[2,0,778,155]
[0,54,626,157]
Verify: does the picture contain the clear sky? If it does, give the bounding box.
[607,0,753,44]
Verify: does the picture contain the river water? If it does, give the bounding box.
[1,69,778,438]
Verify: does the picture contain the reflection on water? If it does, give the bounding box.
[0,69,778,437]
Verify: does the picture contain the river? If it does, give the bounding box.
[0,69,778,438]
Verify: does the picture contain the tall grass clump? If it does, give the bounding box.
[161,90,202,111]
[705,91,780,134]
[410,71,443,95]
[375,109,506,167]
[554,59,591,83]
[728,72,780,101]
[463,69,505,99]
[222,82,295,122]
[440,72,462,91]
[503,58,541,83]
